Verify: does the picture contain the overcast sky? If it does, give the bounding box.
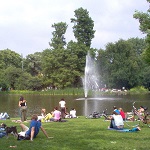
[0,0,148,57]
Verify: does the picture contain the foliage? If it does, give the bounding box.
[0,49,22,70]
[97,38,148,89]
[24,52,42,76]
[71,7,95,47]
[0,7,150,91]
[49,22,68,49]
[133,0,150,64]
[0,117,150,150]
[129,86,149,94]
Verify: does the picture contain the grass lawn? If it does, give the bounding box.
[0,117,150,150]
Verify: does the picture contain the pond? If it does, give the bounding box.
[0,94,150,118]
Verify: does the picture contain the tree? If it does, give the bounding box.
[49,22,68,49]
[14,72,32,90]
[4,67,23,90]
[0,49,22,70]
[71,7,95,47]
[133,0,150,64]
[97,38,147,89]
[25,52,42,76]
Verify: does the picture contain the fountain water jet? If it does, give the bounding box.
[82,52,100,98]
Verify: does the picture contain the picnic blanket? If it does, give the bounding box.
[108,127,140,132]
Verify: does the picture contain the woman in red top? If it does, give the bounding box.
[119,108,126,121]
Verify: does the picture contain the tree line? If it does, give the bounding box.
[0,3,150,91]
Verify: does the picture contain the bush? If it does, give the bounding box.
[129,86,149,94]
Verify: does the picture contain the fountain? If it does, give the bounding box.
[82,52,100,97]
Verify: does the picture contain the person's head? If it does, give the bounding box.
[113,106,117,109]
[137,127,141,131]
[119,108,123,111]
[20,96,24,101]
[54,107,58,110]
[140,106,144,109]
[31,114,38,121]
[61,98,64,101]
[41,108,46,114]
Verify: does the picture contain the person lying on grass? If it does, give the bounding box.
[18,114,53,141]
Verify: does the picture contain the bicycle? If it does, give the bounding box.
[125,102,150,127]
[86,108,110,120]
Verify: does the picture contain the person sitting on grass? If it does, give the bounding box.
[70,108,77,118]
[108,111,124,130]
[38,109,53,122]
[119,108,126,121]
[0,112,10,120]
[38,108,46,121]
[18,114,53,141]
[50,107,61,122]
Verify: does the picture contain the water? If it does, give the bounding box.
[82,52,100,97]
[0,94,149,118]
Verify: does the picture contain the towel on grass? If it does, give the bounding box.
[108,127,141,132]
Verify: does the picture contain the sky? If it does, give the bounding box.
[0,0,148,57]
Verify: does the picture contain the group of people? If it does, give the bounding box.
[37,98,77,122]
[108,106,141,131]
[17,97,77,141]
[108,106,125,129]
[15,96,143,141]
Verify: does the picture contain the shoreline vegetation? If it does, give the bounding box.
[0,86,149,95]
[0,117,150,150]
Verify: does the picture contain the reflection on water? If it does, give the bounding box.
[0,94,149,118]
[76,97,122,101]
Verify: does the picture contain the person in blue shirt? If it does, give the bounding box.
[113,106,120,115]
[18,114,52,141]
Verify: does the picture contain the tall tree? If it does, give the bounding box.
[71,7,95,47]
[49,22,68,49]
[133,0,150,64]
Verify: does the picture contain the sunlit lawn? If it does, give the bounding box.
[0,117,150,150]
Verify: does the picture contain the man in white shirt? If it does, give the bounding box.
[59,98,66,119]
[109,111,124,129]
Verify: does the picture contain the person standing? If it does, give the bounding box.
[18,96,27,122]
[59,98,66,119]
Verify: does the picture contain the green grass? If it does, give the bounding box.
[0,117,150,150]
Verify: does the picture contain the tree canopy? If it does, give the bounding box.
[133,0,150,64]
[0,7,149,91]
[71,7,95,47]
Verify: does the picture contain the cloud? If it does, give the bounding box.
[0,0,148,56]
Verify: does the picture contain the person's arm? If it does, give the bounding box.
[40,126,49,138]
[30,126,35,141]
[18,101,21,107]
[23,99,27,103]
